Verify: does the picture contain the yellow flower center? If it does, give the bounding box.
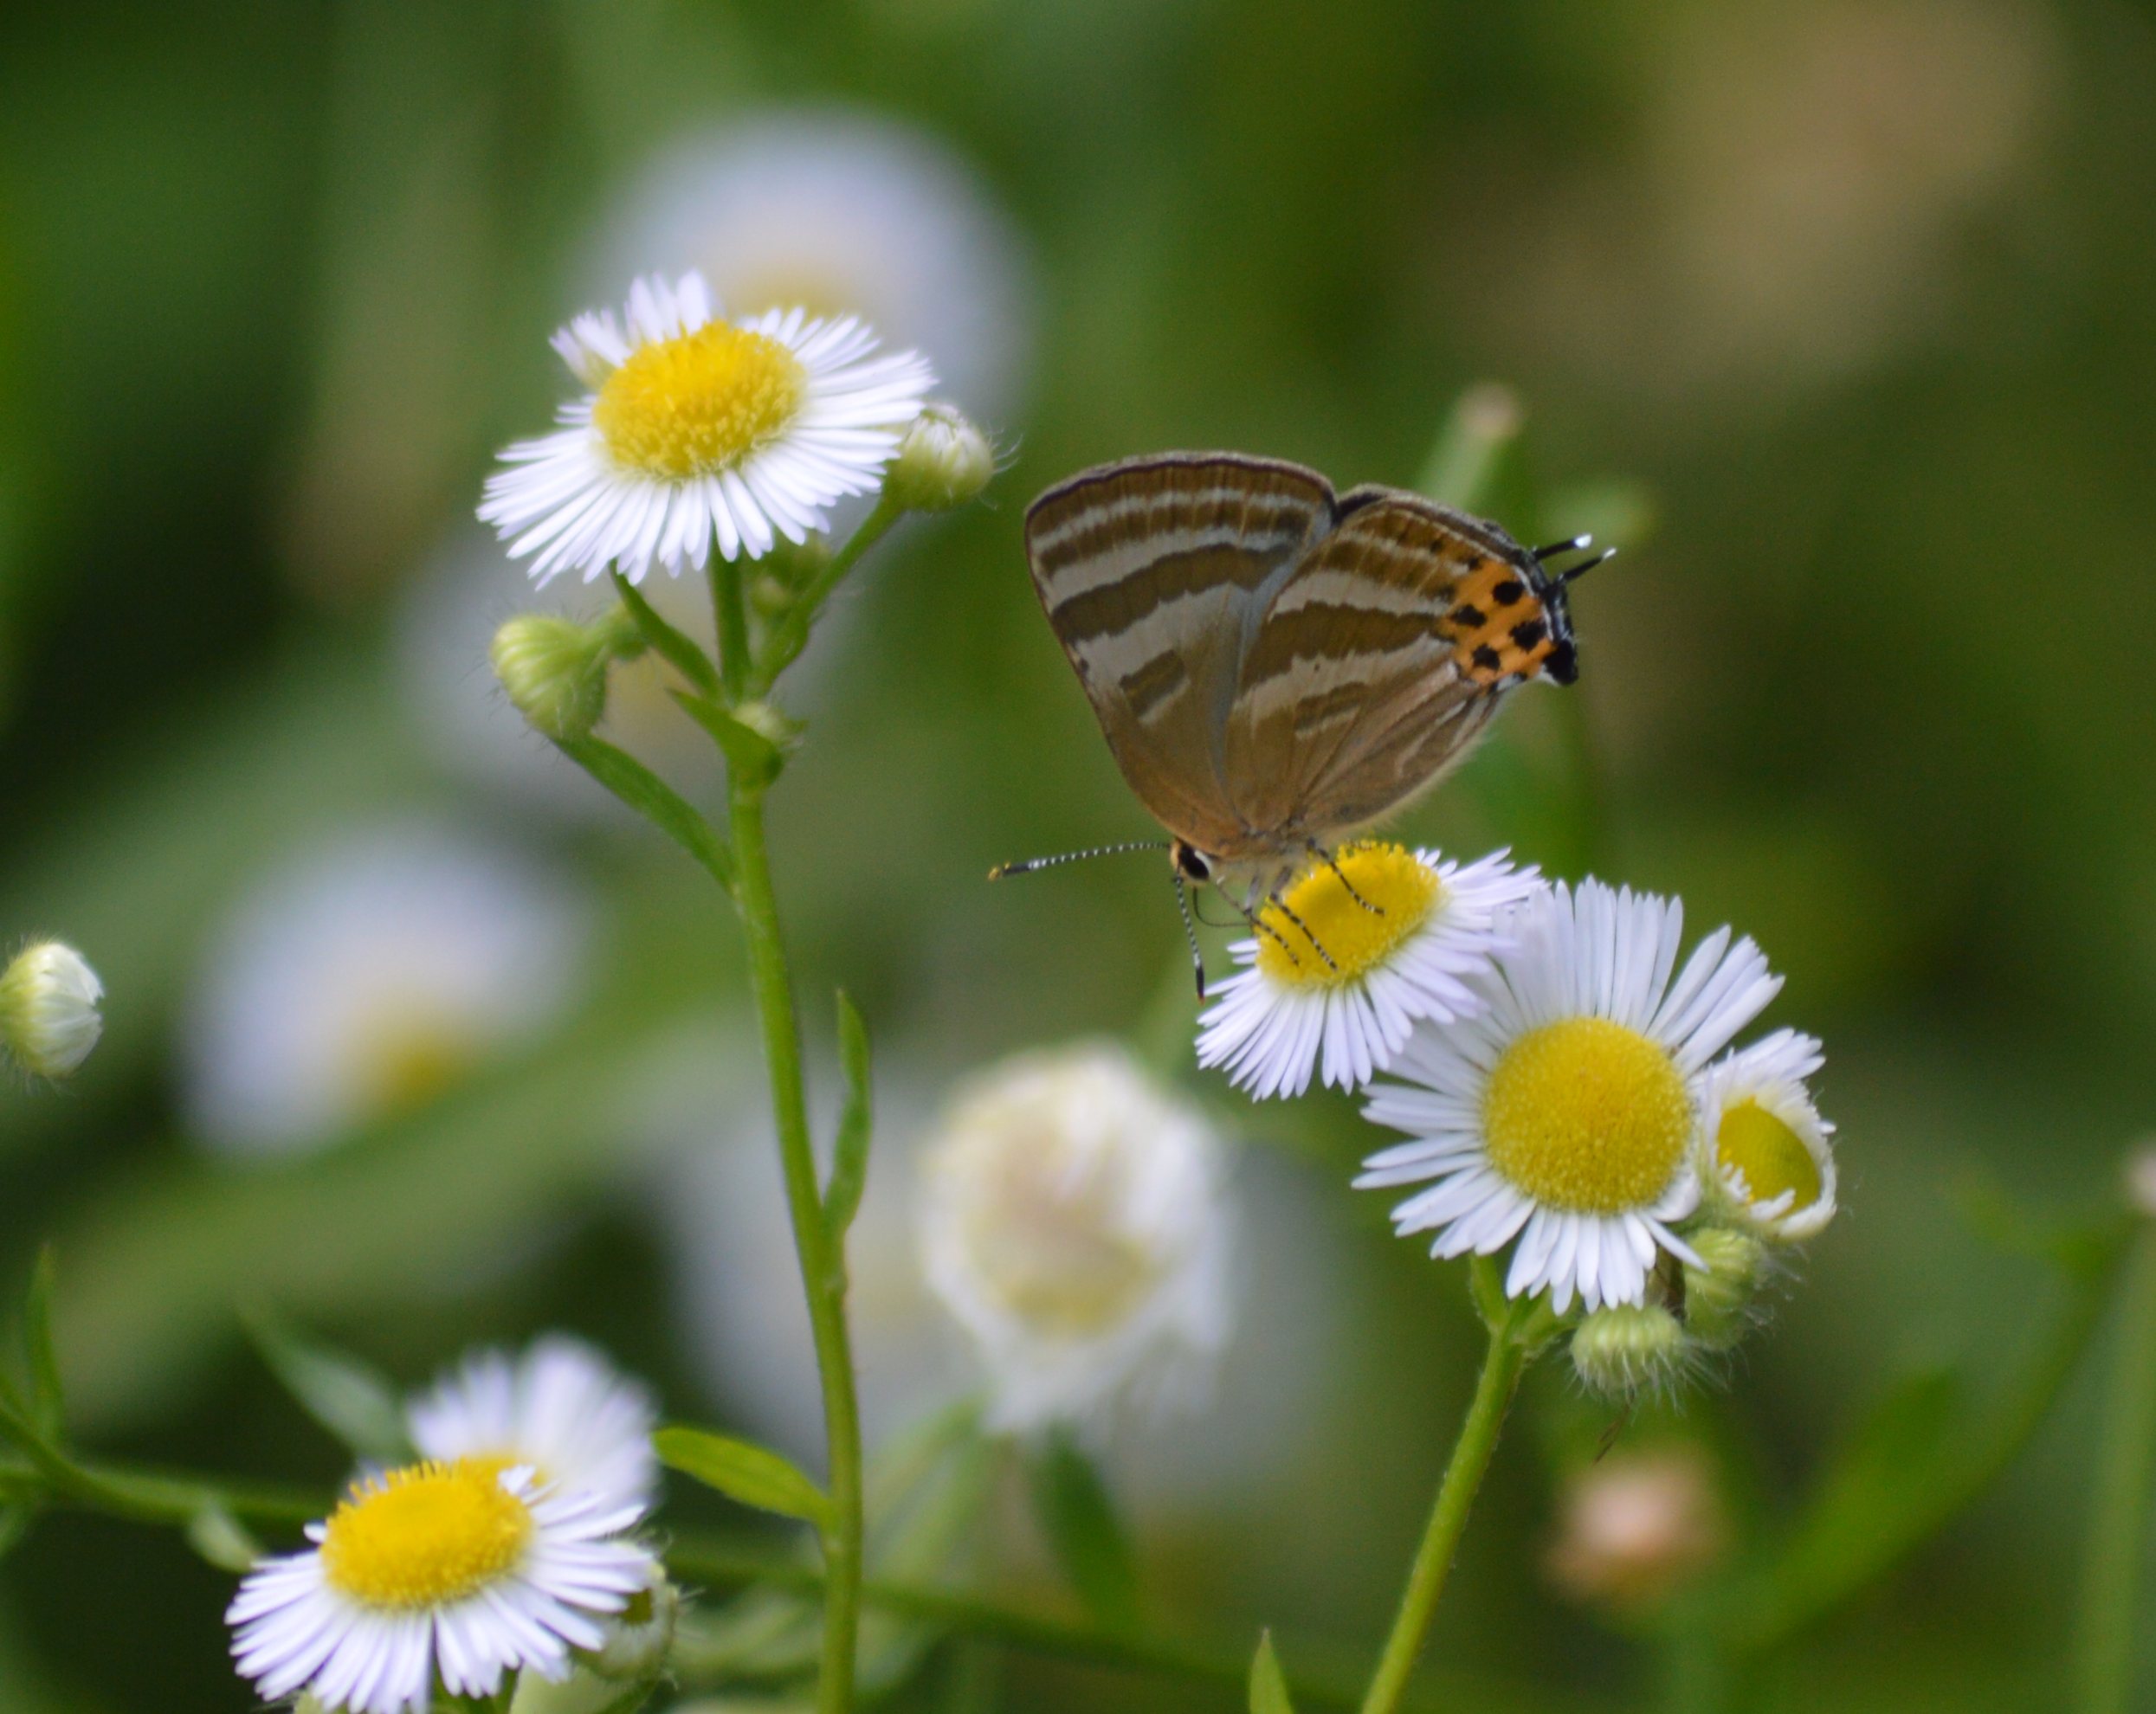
[593,321,806,479]
[1482,1018,1693,1214]
[320,1459,533,1609]
[1254,843,1443,988]
[1715,1099,1822,1212]
[349,1006,481,1122]
[965,1145,1160,1337]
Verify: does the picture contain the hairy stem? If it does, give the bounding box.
[726,776,866,1714]
[1359,1309,1531,1714]
[750,496,903,694]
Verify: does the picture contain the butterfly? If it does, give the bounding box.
[997,451,1606,987]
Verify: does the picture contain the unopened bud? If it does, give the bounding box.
[1570,1303,1689,1402]
[588,1557,679,1681]
[490,615,613,741]
[885,403,994,512]
[1,940,104,1079]
[1546,1447,1727,1611]
[1681,1228,1769,1352]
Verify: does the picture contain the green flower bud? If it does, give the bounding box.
[588,1557,679,1682]
[1,939,104,1079]
[1570,1303,1690,1402]
[1681,1227,1769,1353]
[884,403,994,512]
[490,614,614,741]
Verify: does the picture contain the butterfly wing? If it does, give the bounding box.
[1025,453,1335,857]
[1224,488,1567,841]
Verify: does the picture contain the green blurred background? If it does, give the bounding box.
[3,0,2153,1708]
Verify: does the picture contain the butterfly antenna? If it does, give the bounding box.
[1532,533,1592,561]
[1532,534,1617,585]
[1173,873,1207,999]
[987,841,1167,880]
[1560,546,1617,585]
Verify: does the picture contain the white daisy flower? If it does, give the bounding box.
[406,1337,658,1515]
[1696,1028,1838,1241]
[479,270,933,584]
[1196,844,1543,1099]
[1358,880,1785,1313]
[918,1043,1233,1434]
[587,110,1032,422]
[227,1459,648,1714]
[181,822,591,1157]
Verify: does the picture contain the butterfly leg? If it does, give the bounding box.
[1263,892,1339,972]
[1307,839,1385,916]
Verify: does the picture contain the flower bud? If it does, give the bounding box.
[490,614,616,741]
[884,403,994,512]
[1,940,104,1079]
[1570,1303,1689,1402]
[1546,1447,1727,1611]
[587,1556,679,1681]
[1681,1227,1768,1352]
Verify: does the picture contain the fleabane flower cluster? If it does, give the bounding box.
[228,1340,662,1714]
[480,270,933,583]
[1193,847,1841,1392]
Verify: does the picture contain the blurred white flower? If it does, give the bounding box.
[652,1032,1339,1512]
[407,1337,658,1515]
[0,939,104,1079]
[1546,1446,1727,1610]
[181,822,591,1156]
[918,1043,1233,1434]
[481,272,933,584]
[588,110,1033,422]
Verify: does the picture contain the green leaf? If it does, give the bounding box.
[823,990,873,1239]
[22,1247,63,1439]
[1954,1172,2129,1281]
[656,1426,832,1529]
[0,1499,34,1562]
[1027,1431,1139,1631]
[669,690,784,789]
[610,570,721,698]
[1414,383,1523,513]
[184,1505,261,1572]
[553,734,734,892]
[1249,1631,1294,1714]
[243,1311,410,1464]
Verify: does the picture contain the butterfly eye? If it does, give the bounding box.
[1172,842,1211,883]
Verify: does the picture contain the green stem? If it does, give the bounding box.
[2075,1221,2156,1714]
[750,496,904,695]
[663,1533,1591,1714]
[710,556,752,703]
[1359,1310,1531,1714]
[726,776,865,1714]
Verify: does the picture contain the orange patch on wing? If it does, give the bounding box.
[1440,558,1558,684]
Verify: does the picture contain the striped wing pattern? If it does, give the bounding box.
[1026,454,1331,856]
[1225,490,1514,837]
[1026,454,1557,866]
